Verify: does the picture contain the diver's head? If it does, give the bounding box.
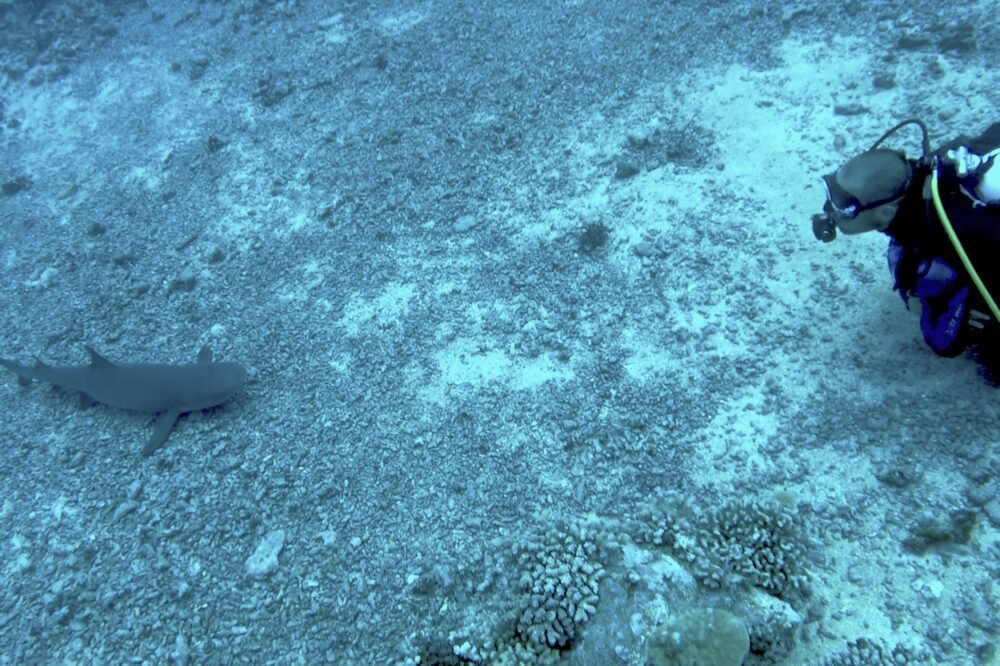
[816,148,913,240]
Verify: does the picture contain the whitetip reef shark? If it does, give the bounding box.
[0,346,246,456]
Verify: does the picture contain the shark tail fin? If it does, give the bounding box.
[1,358,34,386]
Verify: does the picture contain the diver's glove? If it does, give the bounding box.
[888,244,972,356]
[910,257,972,356]
[920,283,971,357]
[913,256,963,299]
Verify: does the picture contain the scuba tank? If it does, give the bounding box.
[944,143,1000,206]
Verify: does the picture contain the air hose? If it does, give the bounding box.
[930,161,1000,323]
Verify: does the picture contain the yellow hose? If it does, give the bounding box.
[930,162,1000,323]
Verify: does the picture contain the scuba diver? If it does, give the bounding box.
[812,118,1000,383]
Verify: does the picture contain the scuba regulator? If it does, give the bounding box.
[811,207,837,243]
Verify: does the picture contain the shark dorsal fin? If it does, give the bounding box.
[197,346,213,364]
[85,346,116,370]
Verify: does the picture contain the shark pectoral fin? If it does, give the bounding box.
[142,409,181,457]
[197,346,213,364]
[78,392,97,408]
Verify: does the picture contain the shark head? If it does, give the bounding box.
[184,361,247,411]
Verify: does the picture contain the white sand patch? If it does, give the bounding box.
[275,260,328,303]
[339,281,418,337]
[317,13,352,45]
[378,9,426,36]
[417,337,575,408]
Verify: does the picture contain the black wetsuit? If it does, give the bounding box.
[883,122,1000,368]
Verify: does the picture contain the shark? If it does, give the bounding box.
[0,346,246,456]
